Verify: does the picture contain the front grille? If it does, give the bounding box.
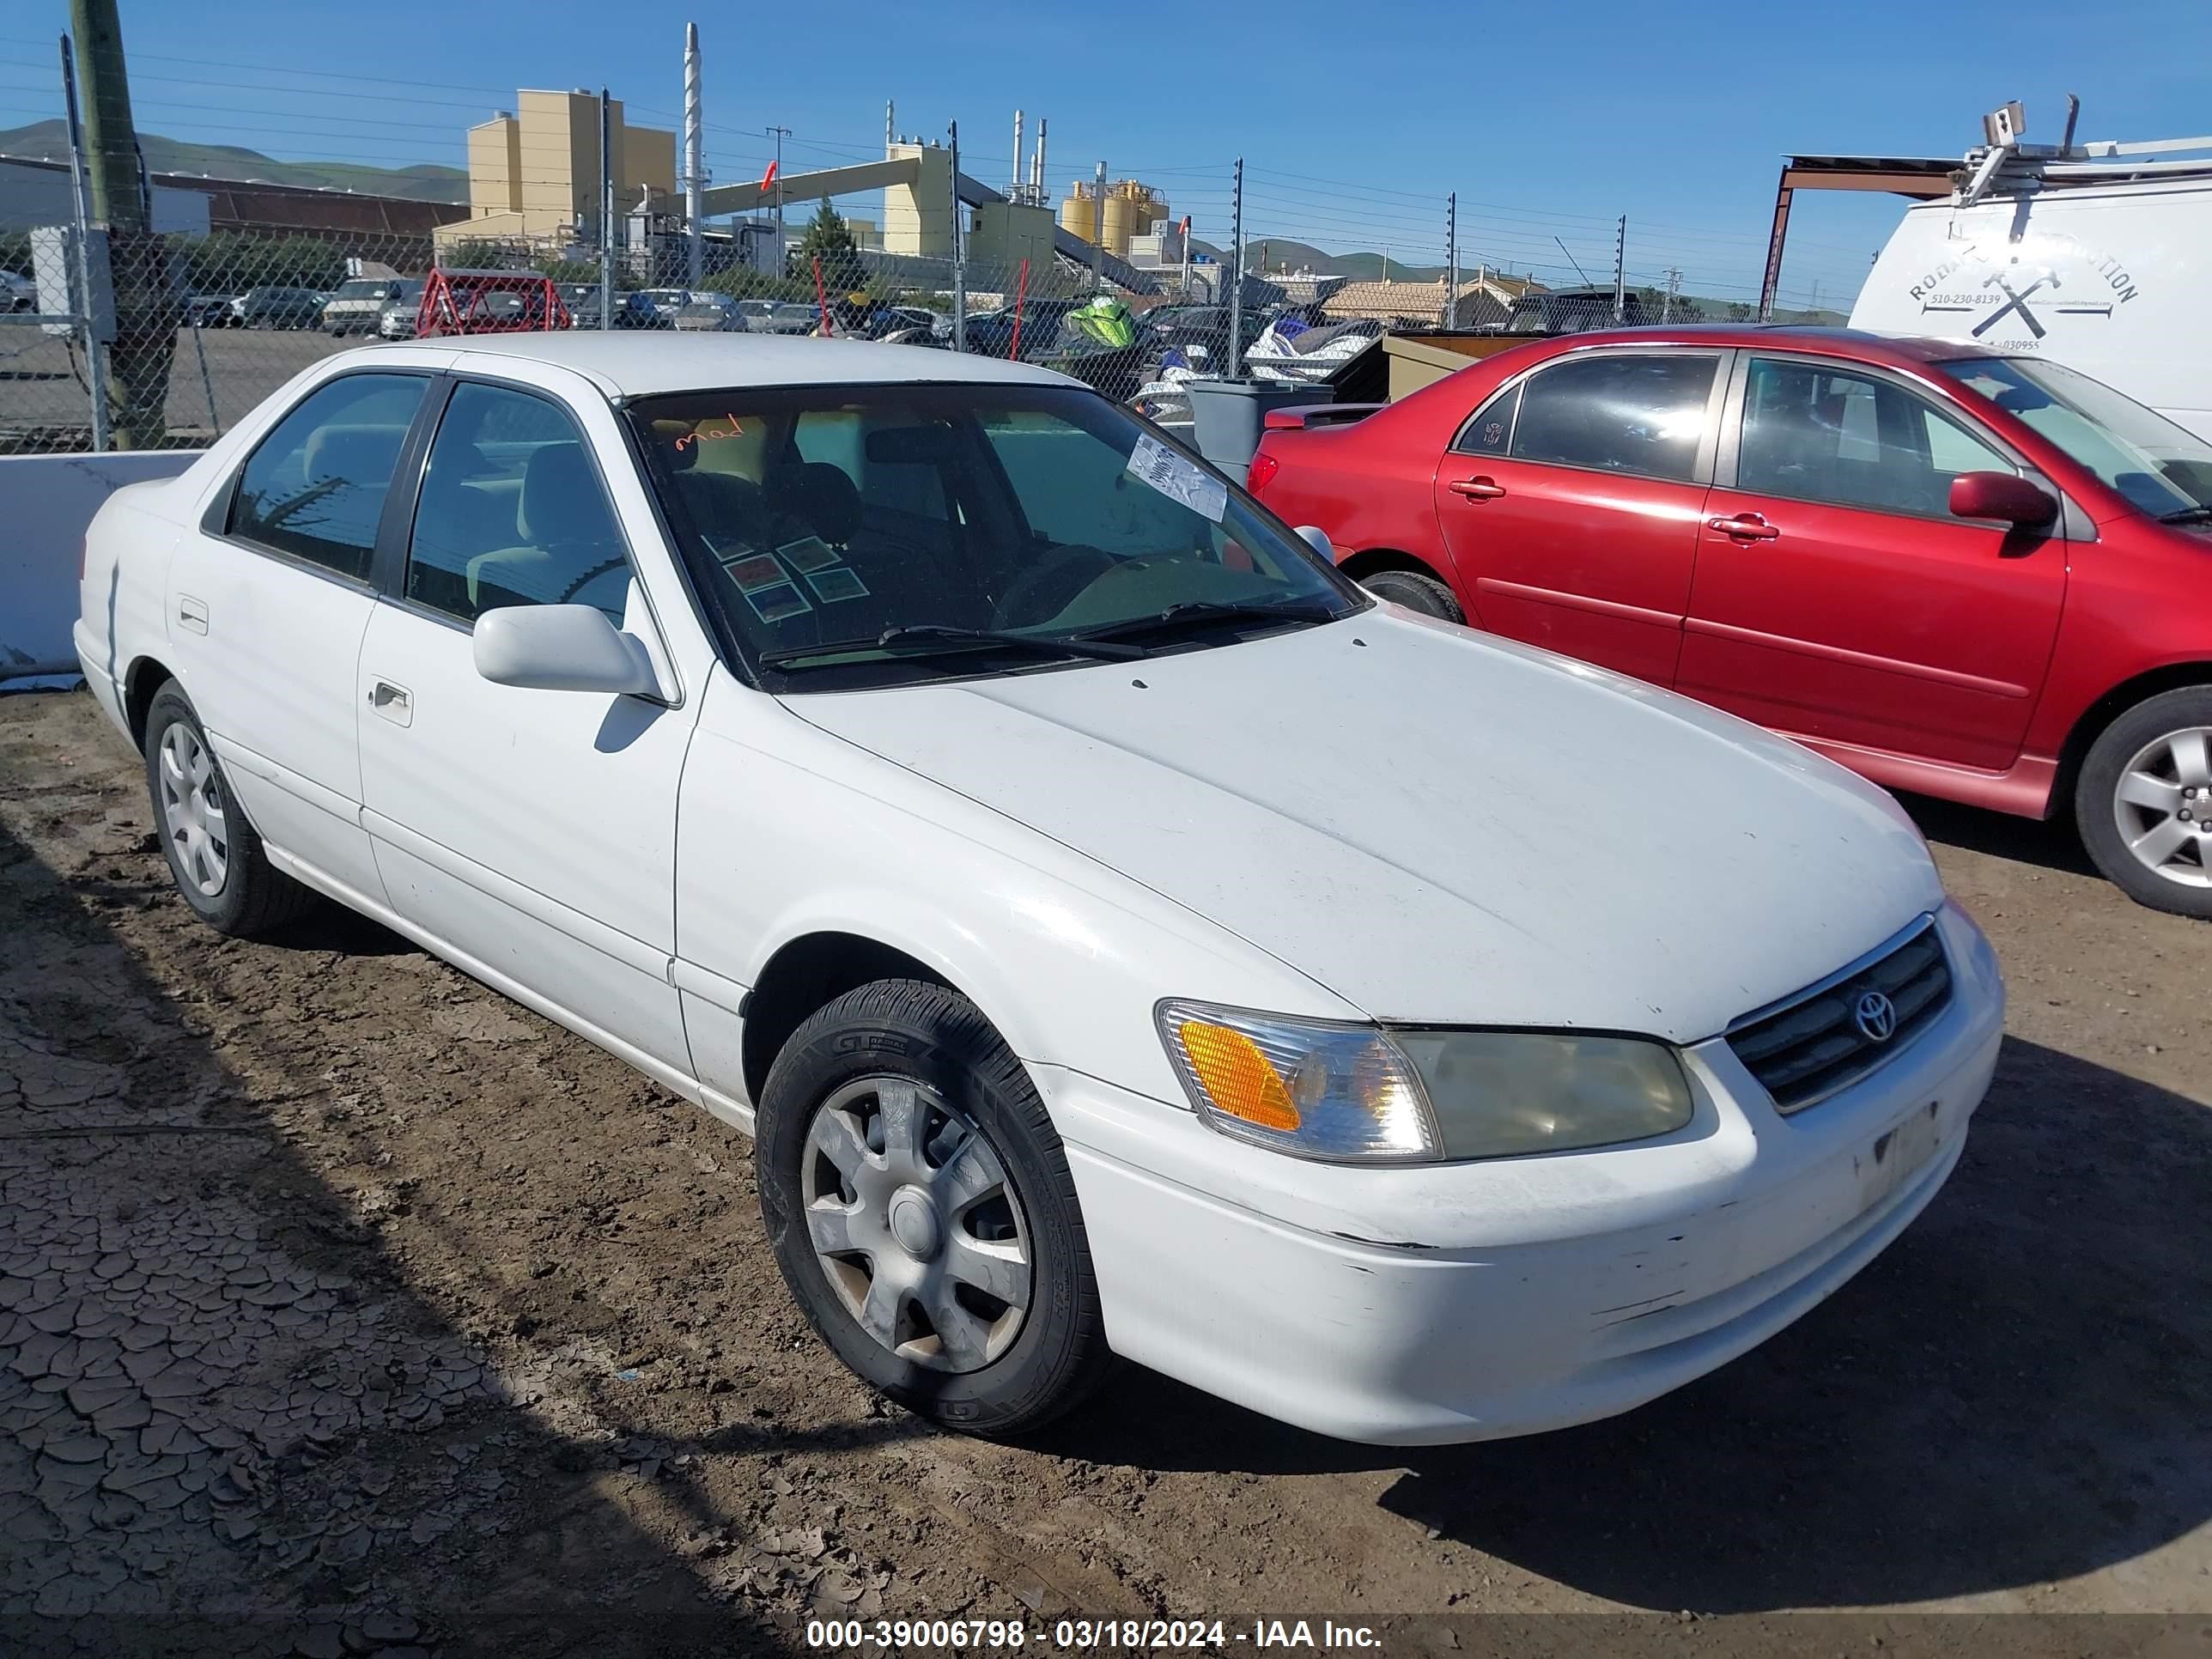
[1727,921,1952,1113]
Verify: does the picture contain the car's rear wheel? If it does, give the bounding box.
[2076,685,2212,918]
[1358,568,1464,623]
[143,683,316,939]
[755,979,1108,1437]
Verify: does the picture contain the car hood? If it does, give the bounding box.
[785,613,1943,1042]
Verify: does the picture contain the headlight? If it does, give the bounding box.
[1157,1001,1693,1164]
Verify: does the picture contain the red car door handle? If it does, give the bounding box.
[1449,477,1507,500]
[1707,514,1781,539]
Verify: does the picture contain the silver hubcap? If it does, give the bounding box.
[2113,726,2212,888]
[801,1076,1031,1373]
[157,722,229,898]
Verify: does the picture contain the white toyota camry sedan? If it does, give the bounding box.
[75,333,2003,1445]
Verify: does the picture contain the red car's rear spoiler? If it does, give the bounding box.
[1261,403,1388,431]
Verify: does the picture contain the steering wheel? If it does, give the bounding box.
[557,555,630,605]
[992,544,1118,629]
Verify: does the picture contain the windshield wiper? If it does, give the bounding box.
[1071,599,1344,644]
[2158,505,2212,525]
[760,623,1149,670]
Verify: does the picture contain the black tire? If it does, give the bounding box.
[2075,684,2212,918]
[1358,568,1464,623]
[755,979,1109,1437]
[142,683,317,939]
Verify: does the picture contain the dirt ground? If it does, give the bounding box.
[3,684,2208,1658]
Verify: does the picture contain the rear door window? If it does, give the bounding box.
[228,372,427,579]
[1508,354,1717,482]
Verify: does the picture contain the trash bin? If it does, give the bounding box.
[1182,380,1333,476]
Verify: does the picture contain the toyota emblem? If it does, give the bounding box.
[1854,990,1898,1043]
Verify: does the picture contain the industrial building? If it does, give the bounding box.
[434,89,677,255]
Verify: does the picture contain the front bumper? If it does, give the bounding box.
[1041,902,2003,1445]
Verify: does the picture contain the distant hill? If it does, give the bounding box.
[0,119,467,204]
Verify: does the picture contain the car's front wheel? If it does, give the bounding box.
[755,979,1108,1437]
[2076,685,2212,918]
[143,683,316,939]
[1358,567,1464,623]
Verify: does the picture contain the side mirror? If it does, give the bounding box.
[1950,471,2057,529]
[1295,525,1334,560]
[472,604,659,696]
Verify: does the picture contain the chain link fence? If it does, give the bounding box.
[5,211,1380,454]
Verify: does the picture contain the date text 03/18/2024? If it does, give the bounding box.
[803,1619,1382,1650]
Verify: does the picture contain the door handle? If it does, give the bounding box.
[1707,514,1781,540]
[368,680,413,727]
[176,595,208,635]
[1449,477,1507,500]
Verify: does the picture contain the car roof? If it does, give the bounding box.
[1492,324,2003,366]
[430,330,1078,396]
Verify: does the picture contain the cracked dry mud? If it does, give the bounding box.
[3,686,2209,1657]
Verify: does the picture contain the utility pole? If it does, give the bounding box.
[68,0,168,449]
[949,119,965,353]
[1662,265,1680,323]
[599,90,614,324]
[1444,191,1458,329]
[58,35,108,452]
[1092,161,1108,293]
[767,125,791,275]
[1612,215,1626,323]
[1227,155,1244,378]
[681,23,705,292]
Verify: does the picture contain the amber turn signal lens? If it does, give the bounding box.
[1176,1019,1301,1132]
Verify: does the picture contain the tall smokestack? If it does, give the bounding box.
[1012,110,1024,200]
[682,22,705,288]
[1032,116,1047,200]
[884,99,895,155]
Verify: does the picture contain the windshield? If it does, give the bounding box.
[1942,357,2212,520]
[628,383,1363,687]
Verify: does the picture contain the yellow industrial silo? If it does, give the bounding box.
[1059,186,1097,245]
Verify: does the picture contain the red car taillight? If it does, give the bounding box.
[1246,449,1279,495]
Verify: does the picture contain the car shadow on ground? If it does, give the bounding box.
[1052,1036,2212,1611]
[1902,791,2100,878]
[0,816,795,1656]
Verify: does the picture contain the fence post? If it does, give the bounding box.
[59,33,109,453]
[1227,157,1243,380]
[1092,161,1107,293]
[949,120,966,355]
[599,89,614,330]
[1445,192,1458,330]
[1613,215,1626,324]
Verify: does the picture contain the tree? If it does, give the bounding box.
[791,198,864,295]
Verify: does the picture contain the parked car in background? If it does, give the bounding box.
[1139,303,1268,371]
[231,286,326,329]
[184,293,240,329]
[962,296,1085,360]
[734,298,780,325]
[1,269,36,313]
[324,276,416,337]
[376,294,421,340]
[1251,324,2212,915]
[1499,286,1655,335]
[635,287,695,323]
[76,331,1999,1447]
[672,293,751,331]
[561,288,672,331]
[752,301,823,336]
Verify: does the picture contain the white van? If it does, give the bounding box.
[1849,106,2212,441]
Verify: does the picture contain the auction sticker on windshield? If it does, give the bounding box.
[1127,433,1227,522]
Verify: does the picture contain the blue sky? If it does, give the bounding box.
[4,0,2208,309]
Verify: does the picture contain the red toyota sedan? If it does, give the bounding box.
[1249,325,2212,916]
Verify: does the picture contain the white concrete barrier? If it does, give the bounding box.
[2,452,200,681]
